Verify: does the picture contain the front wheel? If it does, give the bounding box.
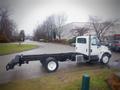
[101,54,110,64]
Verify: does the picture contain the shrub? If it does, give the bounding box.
[52,39,68,44]
[68,37,76,44]
[0,34,10,43]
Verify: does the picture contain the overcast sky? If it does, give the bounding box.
[0,0,120,35]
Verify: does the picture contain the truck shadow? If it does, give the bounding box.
[57,62,110,73]
[76,63,109,69]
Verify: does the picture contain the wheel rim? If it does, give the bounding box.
[47,61,57,71]
[102,56,109,64]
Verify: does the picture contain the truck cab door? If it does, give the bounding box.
[90,36,100,56]
[75,37,88,55]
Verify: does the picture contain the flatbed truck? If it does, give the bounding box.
[6,35,112,72]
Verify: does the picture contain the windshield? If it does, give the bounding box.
[91,37,100,45]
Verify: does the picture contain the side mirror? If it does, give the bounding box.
[92,43,96,45]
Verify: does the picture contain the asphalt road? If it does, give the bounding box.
[0,40,120,84]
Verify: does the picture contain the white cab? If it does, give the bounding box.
[75,35,111,60]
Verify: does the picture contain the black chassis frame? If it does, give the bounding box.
[6,52,99,71]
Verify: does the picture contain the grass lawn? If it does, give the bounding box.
[0,43,38,55]
[0,68,114,90]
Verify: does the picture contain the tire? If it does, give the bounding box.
[101,54,110,64]
[44,57,59,72]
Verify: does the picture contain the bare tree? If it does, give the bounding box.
[0,8,17,42]
[33,14,67,41]
[89,16,119,41]
[33,15,56,41]
[55,14,67,39]
[33,24,48,41]
[44,15,57,40]
[71,26,89,36]
[42,14,67,40]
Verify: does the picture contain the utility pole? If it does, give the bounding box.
[88,35,91,61]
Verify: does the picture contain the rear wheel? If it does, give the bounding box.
[101,54,110,64]
[45,57,58,72]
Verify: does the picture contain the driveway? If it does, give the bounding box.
[0,41,75,84]
[0,40,120,84]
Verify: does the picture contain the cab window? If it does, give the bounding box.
[77,38,86,44]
